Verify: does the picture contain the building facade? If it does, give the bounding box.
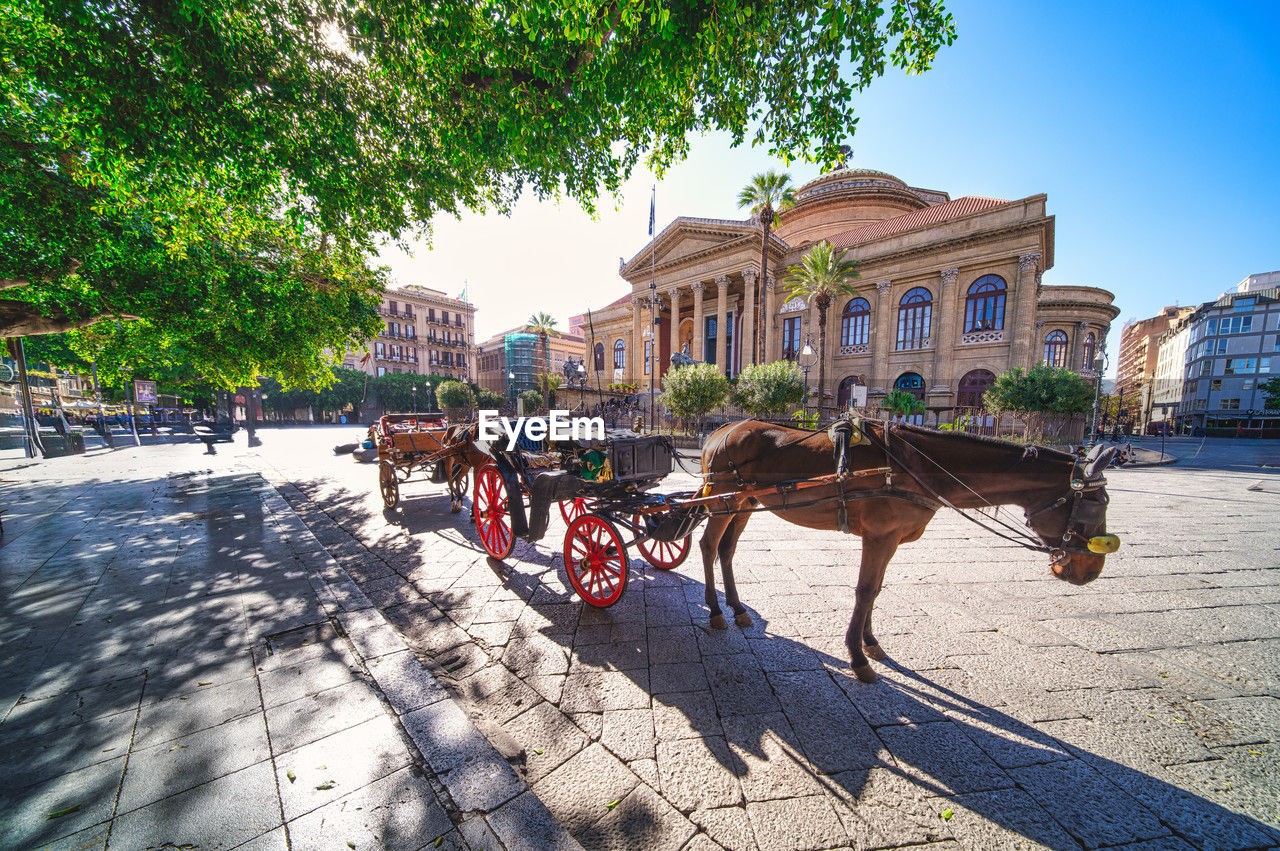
[1176,276,1280,431]
[477,325,586,399]
[1116,306,1195,404]
[583,167,1118,412]
[345,285,476,383]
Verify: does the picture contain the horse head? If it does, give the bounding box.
[1027,445,1120,585]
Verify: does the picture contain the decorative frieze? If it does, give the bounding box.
[940,268,959,286]
[838,344,870,356]
[779,295,806,314]
[1018,252,1043,271]
[875,280,892,295]
[741,268,759,285]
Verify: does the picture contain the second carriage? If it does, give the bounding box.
[468,431,707,607]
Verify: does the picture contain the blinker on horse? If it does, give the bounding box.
[698,419,1120,684]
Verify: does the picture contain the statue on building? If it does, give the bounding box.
[670,343,701,369]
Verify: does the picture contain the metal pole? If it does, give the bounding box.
[9,338,43,458]
[123,372,140,446]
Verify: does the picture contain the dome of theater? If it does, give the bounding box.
[776,168,948,245]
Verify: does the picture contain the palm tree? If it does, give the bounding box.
[783,241,861,417]
[527,312,557,411]
[738,170,796,365]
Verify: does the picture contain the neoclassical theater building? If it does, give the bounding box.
[583,167,1118,412]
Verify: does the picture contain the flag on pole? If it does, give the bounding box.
[648,186,656,237]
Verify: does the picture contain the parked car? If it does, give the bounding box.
[1145,421,1173,436]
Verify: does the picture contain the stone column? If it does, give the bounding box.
[870,280,893,393]
[762,274,777,362]
[715,275,729,374]
[741,269,758,367]
[668,285,682,365]
[1074,321,1090,373]
[930,267,960,393]
[1010,252,1042,369]
[691,282,705,361]
[630,297,644,383]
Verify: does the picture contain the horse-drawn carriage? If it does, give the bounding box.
[469,431,707,606]
[372,414,468,510]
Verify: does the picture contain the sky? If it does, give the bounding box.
[377,0,1280,374]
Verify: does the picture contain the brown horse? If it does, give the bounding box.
[439,423,489,512]
[698,419,1118,683]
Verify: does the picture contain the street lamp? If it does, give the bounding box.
[119,364,141,447]
[411,384,418,414]
[507,371,516,411]
[638,288,666,433]
[798,338,818,416]
[1089,349,1109,446]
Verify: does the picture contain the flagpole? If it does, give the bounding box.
[648,185,657,433]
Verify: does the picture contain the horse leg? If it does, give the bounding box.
[717,508,754,627]
[699,514,733,629]
[846,533,899,683]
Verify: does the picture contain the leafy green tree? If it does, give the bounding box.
[782,241,861,414]
[437,380,475,414]
[314,368,370,417]
[738,170,797,363]
[1261,376,1280,410]
[661,362,730,433]
[730,360,806,418]
[477,388,505,410]
[372,372,429,413]
[518,389,544,414]
[19,333,91,371]
[984,364,1095,441]
[881,389,925,417]
[2,0,955,379]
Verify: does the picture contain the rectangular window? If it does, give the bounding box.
[1188,380,1198,394]
[1207,318,1218,335]
[1200,360,1212,376]
[1194,399,1207,410]
[1210,379,1222,391]
[389,300,398,314]
[1275,335,1280,351]
[377,367,387,377]
[1221,316,1253,334]
[1244,379,1254,391]
[1221,398,1240,409]
[724,315,735,375]
[1261,358,1272,373]
[782,317,800,360]
[1234,297,1255,312]
[442,310,449,324]
[1215,339,1227,355]
[704,316,717,365]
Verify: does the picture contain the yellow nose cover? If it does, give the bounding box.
[1087,534,1121,554]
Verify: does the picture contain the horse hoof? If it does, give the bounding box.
[863,644,887,662]
[450,505,461,514]
[710,614,728,630]
[734,612,753,628]
[853,663,879,684]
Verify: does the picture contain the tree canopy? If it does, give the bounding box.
[661,362,729,423]
[2,0,955,384]
[730,360,805,417]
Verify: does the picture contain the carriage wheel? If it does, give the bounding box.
[563,514,628,607]
[447,466,469,503]
[558,498,590,525]
[632,514,691,570]
[379,461,400,509]
[473,465,514,559]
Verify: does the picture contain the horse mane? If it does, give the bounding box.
[890,420,1077,462]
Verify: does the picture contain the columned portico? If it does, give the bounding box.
[691,282,705,361]
[715,275,729,373]
[668,285,682,370]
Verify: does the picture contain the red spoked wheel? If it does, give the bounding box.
[558,498,590,525]
[563,514,628,607]
[473,465,515,559]
[632,514,692,569]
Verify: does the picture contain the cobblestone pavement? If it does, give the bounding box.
[4,430,1280,850]
[257,428,1280,850]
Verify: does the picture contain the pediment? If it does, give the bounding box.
[620,216,785,280]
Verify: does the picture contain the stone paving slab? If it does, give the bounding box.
[0,458,579,850]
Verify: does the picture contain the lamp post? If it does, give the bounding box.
[412,384,418,414]
[120,365,141,446]
[507,371,516,413]
[638,288,666,433]
[576,361,586,411]
[798,337,818,417]
[1089,350,1108,446]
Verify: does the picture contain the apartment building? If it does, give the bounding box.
[345,285,477,383]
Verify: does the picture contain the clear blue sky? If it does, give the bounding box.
[380,0,1280,373]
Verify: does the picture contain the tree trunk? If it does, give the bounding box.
[817,302,828,420]
[757,205,772,365]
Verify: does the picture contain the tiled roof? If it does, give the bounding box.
[825,196,1011,249]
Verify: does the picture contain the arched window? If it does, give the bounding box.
[613,340,626,370]
[896,288,932,351]
[837,375,865,407]
[1082,332,1097,370]
[840,298,871,346]
[1043,330,1069,367]
[593,342,605,372]
[957,369,996,408]
[964,275,1006,332]
[894,372,925,400]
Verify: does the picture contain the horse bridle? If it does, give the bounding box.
[1024,459,1111,561]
